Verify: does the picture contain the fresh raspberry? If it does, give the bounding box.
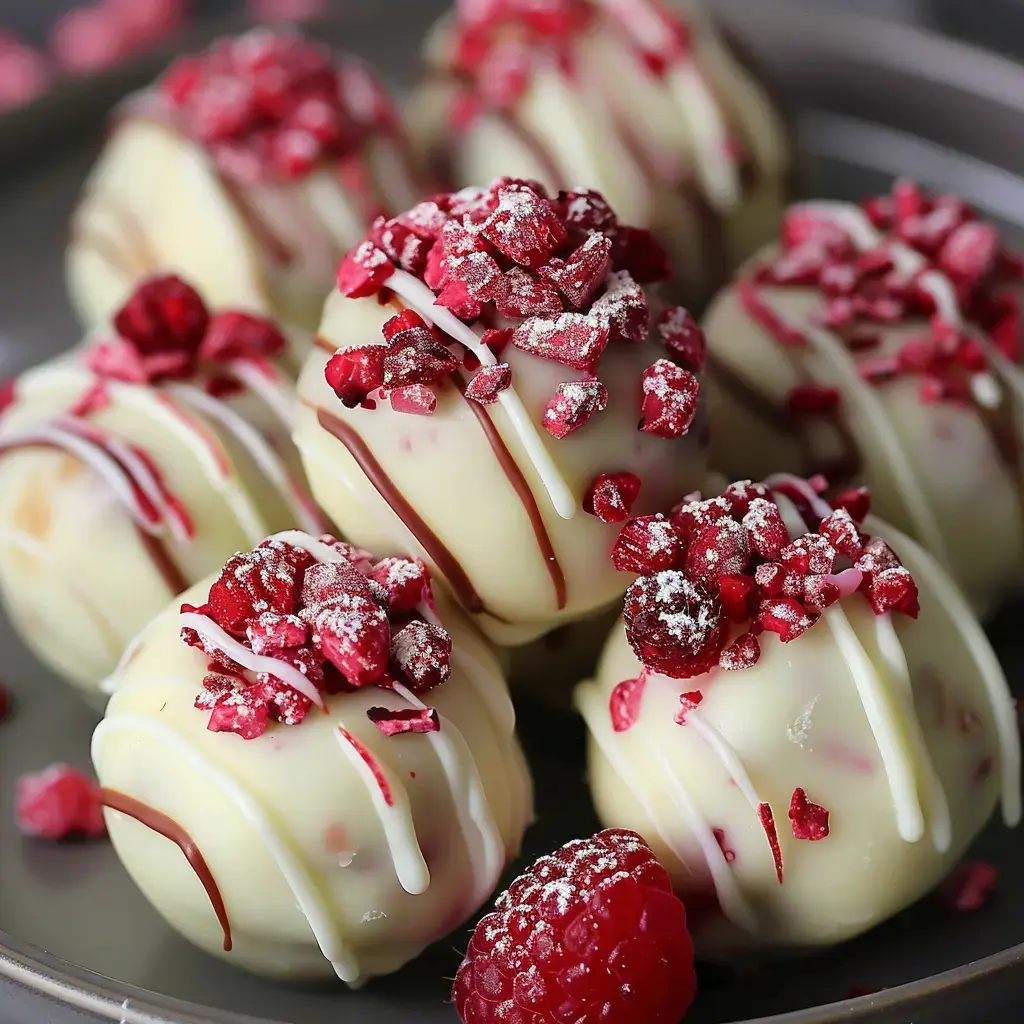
[542,379,608,439]
[624,570,725,679]
[452,830,695,1024]
[583,472,641,524]
[325,345,386,407]
[16,765,106,841]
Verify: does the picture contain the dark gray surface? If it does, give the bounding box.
[4,1,1024,1022]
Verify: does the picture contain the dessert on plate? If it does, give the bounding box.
[0,274,324,698]
[408,0,792,305]
[294,177,709,652]
[68,28,424,333]
[575,475,1020,949]
[704,181,1024,611]
[92,531,533,983]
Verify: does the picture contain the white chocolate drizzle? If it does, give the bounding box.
[334,724,430,896]
[91,714,362,983]
[384,269,577,520]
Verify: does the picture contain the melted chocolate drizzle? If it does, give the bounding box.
[100,788,232,952]
[315,408,488,615]
[455,378,567,610]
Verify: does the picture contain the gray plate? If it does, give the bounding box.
[3,1,1024,1022]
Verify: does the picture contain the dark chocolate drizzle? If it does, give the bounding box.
[100,788,232,952]
[455,377,567,610]
[315,407,488,615]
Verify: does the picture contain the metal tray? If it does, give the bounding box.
[3,1,1024,1021]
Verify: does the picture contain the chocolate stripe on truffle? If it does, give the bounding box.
[456,377,567,610]
[100,788,232,952]
[316,408,487,615]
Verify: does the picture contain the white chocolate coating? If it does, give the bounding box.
[294,284,707,646]
[0,340,323,698]
[68,96,422,334]
[704,201,1024,612]
[92,569,532,983]
[576,511,1020,950]
[408,0,790,303]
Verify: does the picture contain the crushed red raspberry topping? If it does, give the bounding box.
[366,706,440,736]
[639,359,700,439]
[157,29,398,183]
[542,378,608,439]
[789,788,830,840]
[657,306,706,371]
[940,860,998,912]
[615,477,919,679]
[16,764,106,841]
[181,534,453,738]
[465,362,512,403]
[608,672,648,732]
[452,829,696,1024]
[583,471,642,524]
[83,275,287,388]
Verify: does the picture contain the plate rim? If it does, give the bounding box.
[6,1,1024,1022]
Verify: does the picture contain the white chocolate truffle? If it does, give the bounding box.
[704,183,1024,612]
[92,532,532,983]
[294,179,708,646]
[68,29,424,333]
[0,276,325,698]
[408,0,791,305]
[575,476,1020,950]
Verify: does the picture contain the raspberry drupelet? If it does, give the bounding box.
[408,0,793,307]
[453,829,696,1024]
[575,474,1020,951]
[704,180,1024,612]
[67,28,425,333]
[295,178,709,658]
[92,531,532,983]
[0,274,322,700]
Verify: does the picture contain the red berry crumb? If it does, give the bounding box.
[366,706,440,737]
[16,764,106,841]
[583,471,642,524]
[789,788,830,841]
[325,345,385,407]
[611,515,681,574]
[609,674,647,733]
[464,362,512,404]
[390,384,437,416]
[657,306,706,371]
[639,359,700,439]
[452,829,696,1024]
[542,379,608,439]
[941,860,997,913]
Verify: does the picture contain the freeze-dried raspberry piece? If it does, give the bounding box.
[758,597,817,642]
[720,632,760,671]
[480,328,513,358]
[300,559,378,615]
[390,621,453,693]
[337,240,393,298]
[865,566,920,618]
[787,384,841,415]
[538,233,612,309]
[657,306,706,371]
[941,860,998,912]
[789,788,830,840]
[939,222,999,289]
[542,379,608,439]
[369,557,429,613]
[16,764,106,841]
[246,611,308,656]
[481,182,568,267]
[832,486,871,522]
[325,345,386,407]
[396,200,449,239]
[612,224,671,283]
[367,706,440,737]
[803,576,841,612]
[200,311,288,362]
[206,687,271,739]
[818,508,863,558]
[780,534,836,576]
[382,317,459,389]
[720,480,771,516]
[464,362,511,403]
[742,497,789,559]
[639,359,700,438]
[371,216,431,274]
[624,570,725,679]
[495,267,563,318]
[611,515,682,574]
[719,573,757,622]
[855,537,902,576]
[609,674,647,732]
[206,540,313,635]
[555,188,618,237]
[754,561,802,598]
[390,384,437,416]
[781,207,854,254]
[114,274,209,358]
[312,603,391,686]
[592,271,649,343]
[685,519,752,587]
[671,496,731,541]
[583,471,642,523]
[512,311,611,373]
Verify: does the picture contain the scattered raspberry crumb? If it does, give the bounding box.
[583,471,642,524]
[609,673,647,732]
[366,706,440,736]
[542,378,608,439]
[452,829,696,1024]
[464,362,512,404]
[941,860,998,912]
[16,764,106,841]
[789,788,830,840]
[758,802,784,883]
